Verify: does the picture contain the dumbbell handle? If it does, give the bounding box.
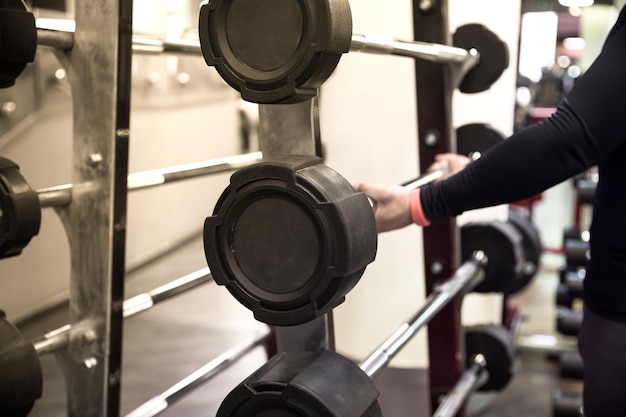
[432,354,488,417]
[359,251,487,378]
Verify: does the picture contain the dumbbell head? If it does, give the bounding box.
[204,155,377,326]
[217,349,382,417]
[465,324,515,392]
[0,310,43,417]
[0,0,37,88]
[199,0,352,104]
[0,157,41,259]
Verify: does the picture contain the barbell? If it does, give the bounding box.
[215,262,516,417]
[0,267,213,416]
[0,153,261,259]
[205,154,528,326]
[198,0,509,103]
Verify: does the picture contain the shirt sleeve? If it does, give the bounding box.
[419,7,626,222]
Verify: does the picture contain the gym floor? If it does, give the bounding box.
[18,185,582,417]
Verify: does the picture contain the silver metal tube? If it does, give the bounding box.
[432,354,488,417]
[402,168,447,190]
[131,37,203,56]
[351,31,478,66]
[359,253,487,378]
[36,152,262,208]
[126,152,262,190]
[33,268,212,355]
[125,330,270,417]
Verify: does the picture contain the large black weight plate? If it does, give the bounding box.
[217,349,382,417]
[0,310,43,417]
[0,157,41,259]
[456,123,505,159]
[0,1,37,88]
[204,155,377,326]
[453,24,509,94]
[506,207,542,295]
[461,220,523,293]
[199,0,352,104]
[465,324,515,392]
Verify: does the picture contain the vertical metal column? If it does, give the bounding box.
[413,1,465,415]
[50,1,133,416]
[257,98,333,354]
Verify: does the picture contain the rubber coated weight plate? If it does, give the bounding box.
[204,155,377,326]
[465,324,515,392]
[456,123,505,160]
[461,220,523,293]
[0,1,37,88]
[217,350,382,417]
[506,208,542,295]
[0,157,41,259]
[199,0,352,104]
[453,24,509,94]
[0,310,43,417]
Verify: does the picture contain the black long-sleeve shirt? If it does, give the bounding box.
[420,5,626,322]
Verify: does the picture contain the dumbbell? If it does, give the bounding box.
[556,269,585,308]
[215,259,515,417]
[0,1,37,88]
[198,0,509,103]
[556,308,583,337]
[0,153,262,260]
[560,350,583,380]
[564,238,590,269]
[552,390,584,417]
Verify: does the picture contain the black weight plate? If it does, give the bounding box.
[0,310,43,417]
[217,350,383,417]
[461,220,523,293]
[506,207,542,295]
[453,23,509,94]
[0,157,41,259]
[456,123,505,159]
[204,155,377,326]
[199,0,352,104]
[0,2,37,88]
[465,324,515,392]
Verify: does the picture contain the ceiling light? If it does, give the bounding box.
[558,0,594,7]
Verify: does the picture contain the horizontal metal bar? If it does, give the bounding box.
[33,268,213,355]
[358,252,487,379]
[351,31,478,66]
[35,18,201,56]
[125,330,270,417]
[432,354,487,417]
[402,168,446,190]
[123,268,213,317]
[126,152,262,190]
[36,152,262,208]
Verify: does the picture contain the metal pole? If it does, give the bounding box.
[124,331,270,417]
[33,268,213,355]
[36,152,262,208]
[359,253,487,379]
[432,355,488,417]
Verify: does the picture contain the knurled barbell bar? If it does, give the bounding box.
[0,268,214,416]
[215,258,517,417]
[0,152,261,259]
[198,0,509,103]
[125,330,270,417]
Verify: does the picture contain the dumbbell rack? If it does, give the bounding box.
[44,2,132,416]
